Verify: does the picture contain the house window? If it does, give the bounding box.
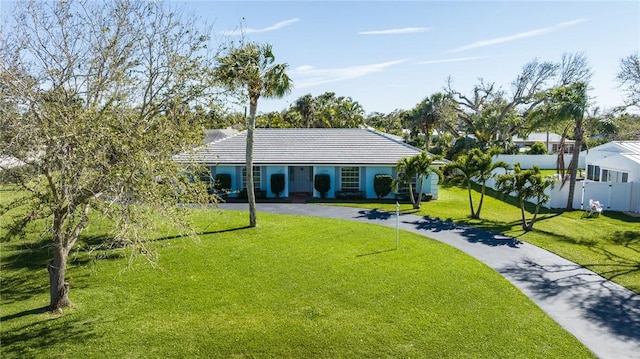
[603,169,629,183]
[397,175,417,196]
[242,166,261,189]
[341,166,360,191]
[587,165,600,181]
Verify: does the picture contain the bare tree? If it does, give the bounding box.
[616,52,640,110]
[0,0,219,311]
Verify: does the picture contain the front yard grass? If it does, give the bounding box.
[1,208,594,358]
[332,185,640,294]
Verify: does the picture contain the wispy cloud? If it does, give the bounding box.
[417,56,490,65]
[447,18,587,53]
[221,18,300,36]
[359,27,430,35]
[292,60,408,88]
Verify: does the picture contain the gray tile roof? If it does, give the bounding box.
[175,128,436,166]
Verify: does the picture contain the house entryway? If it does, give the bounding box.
[289,166,313,203]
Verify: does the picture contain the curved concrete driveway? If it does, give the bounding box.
[218,203,640,359]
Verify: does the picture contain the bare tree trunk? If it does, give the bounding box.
[247,101,258,227]
[48,249,71,311]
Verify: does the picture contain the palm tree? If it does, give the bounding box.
[546,82,589,210]
[393,156,417,206]
[495,164,553,231]
[215,42,292,227]
[394,152,441,209]
[443,147,507,219]
[408,93,452,151]
[293,94,314,128]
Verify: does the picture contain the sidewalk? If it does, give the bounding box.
[218,203,640,359]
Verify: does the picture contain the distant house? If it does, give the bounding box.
[174,128,444,200]
[583,141,640,183]
[512,132,575,154]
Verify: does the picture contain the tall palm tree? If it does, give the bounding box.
[215,42,292,227]
[546,82,588,210]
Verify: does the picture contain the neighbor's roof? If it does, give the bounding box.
[585,141,640,167]
[175,128,437,166]
[591,141,640,154]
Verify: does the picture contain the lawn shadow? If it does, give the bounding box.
[1,313,99,358]
[498,258,640,342]
[0,306,49,322]
[608,230,640,248]
[356,209,392,221]
[356,248,396,257]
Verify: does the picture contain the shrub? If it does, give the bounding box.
[314,174,331,198]
[214,173,232,192]
[373,174,393,199]
[270,173,285,198]
[527,142,547,154]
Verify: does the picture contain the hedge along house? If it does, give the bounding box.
[174,128,444,200]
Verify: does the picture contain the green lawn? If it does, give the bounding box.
[332,185,640,294]
[1,209,594,358]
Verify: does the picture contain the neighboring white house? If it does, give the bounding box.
[174,128,444,200]
[544,141,640,212]
[512,132,575,154]
[582,141,640,183]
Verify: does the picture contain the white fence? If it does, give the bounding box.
[546,180,640,213]
[483,170,640,213]
[494,154,585,170]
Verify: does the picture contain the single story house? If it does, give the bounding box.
[582,141,640,183]
[174,128,444,200]
[512,132,575,154]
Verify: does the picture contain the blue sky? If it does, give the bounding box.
[187,0,639,115]
[2,1,637,115]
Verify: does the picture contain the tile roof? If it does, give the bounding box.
[175,128,436,166]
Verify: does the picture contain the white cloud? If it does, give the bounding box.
[221,18,300,36]
[447,18,587,53]
[358,27,430,35]
[292,60,408,88]
[417,56,490,65]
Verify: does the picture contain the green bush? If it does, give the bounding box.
[527,142,547,154]
[314,174,331,198]
[373,174,393,199]
[270,173,285,198]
